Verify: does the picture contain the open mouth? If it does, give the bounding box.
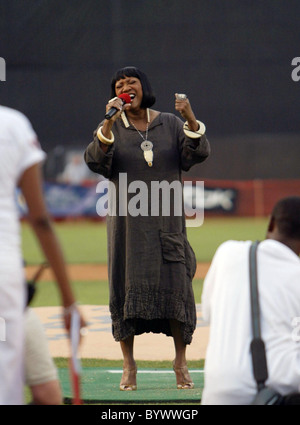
[129,94,136,100]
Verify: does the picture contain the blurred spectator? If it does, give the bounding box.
[58,153,89,185]
[201,196,300,405]
[25,307,62,405]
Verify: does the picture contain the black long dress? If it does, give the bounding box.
[84,112,210,344]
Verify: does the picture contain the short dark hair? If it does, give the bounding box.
[272,196,300,239]
[110,66,156,109]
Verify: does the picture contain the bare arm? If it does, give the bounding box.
[19,163,84,330]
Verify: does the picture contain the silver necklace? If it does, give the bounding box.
[130,121,153,167]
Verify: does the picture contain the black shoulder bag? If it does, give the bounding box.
[249,241,300,405]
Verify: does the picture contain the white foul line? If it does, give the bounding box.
[107,370,203,374]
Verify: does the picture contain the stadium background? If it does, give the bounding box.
[1,1,300,191]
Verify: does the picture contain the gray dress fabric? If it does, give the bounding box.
[84,112,210,344]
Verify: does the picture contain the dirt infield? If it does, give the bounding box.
[33,304,209,361]
[26,262,211,281]
[28,262,211,360]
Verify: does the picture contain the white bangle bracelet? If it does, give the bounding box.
[183,120,206,138]
[97,126,115,145]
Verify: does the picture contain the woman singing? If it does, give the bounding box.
[84,66,210,391]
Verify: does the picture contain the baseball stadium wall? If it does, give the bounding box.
[17,178,300,220]
[1,1,300,155]
[201,178,300,217]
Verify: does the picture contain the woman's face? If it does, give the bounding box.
[115,76,143,109]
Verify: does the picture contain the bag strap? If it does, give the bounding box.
[249,240,269,390]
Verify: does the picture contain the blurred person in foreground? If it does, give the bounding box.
[0,104,85,405]
[25,307,62,405]
[201,196,300,405]
[85,66,210,391]
[24,265,63,405]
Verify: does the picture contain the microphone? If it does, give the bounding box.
[105,93,132,120]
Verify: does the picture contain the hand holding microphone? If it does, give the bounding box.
[175,93,201,133]
[105,93,132,120]
[175,93,191,119]
[98,93,132,151]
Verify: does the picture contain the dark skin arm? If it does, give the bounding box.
[19,163,85,332]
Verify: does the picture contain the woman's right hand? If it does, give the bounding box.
[105,96,124,123]
[100,97,123,145]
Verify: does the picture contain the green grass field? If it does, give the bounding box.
[22,216,268,265]
[22,217,268,307]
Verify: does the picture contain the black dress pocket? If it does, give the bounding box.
[160,231,186,264]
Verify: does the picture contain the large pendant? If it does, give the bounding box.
[140,141,153,167]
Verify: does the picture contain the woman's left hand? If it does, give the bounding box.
[175,94,199,132]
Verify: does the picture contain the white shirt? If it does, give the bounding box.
[0,106,46,404]
[0,105,46,404]
[201,239,300,405]
[0,105,46,257]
